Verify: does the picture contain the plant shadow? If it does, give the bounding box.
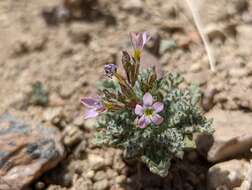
[121,151,211,190]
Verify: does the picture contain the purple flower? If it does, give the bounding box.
[104,64,117,78]
[130,32,150,50]
[135,93,164,128]
[81,97,106,119]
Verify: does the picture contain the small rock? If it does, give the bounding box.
[83,118,96,131]
[121,0,143,12]
[12,35,48,56]
[198,109,252,162]
[68,23,92,45]
[35,181,45,190]
[46,185,67,190]
[85,170,95,179]
[0,114,65,190]
[106,168,118,179]
[159,39,177,55]
[237,25,252,55]
[73,115,84,127]
[72,178,92,190]
[190,63,202,73]
[88,154,106,171]
[205,23,226,42]
[63,125,84,147]
[43,107,63,122]
[49,93,65,107]
[93,179,109,190]
[93,171,107,181]
[229,68,248,78]
[115,175,126,184]
[191,0,248,23]
[59,82,78,99]
[239,160,252,190]
[208,159,250,190]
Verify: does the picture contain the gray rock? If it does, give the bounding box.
[208,159,250,190]
[0,114,65,190]
[197,109,252,162]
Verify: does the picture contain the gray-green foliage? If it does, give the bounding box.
[96,70,213,177]
[30,81,49,106]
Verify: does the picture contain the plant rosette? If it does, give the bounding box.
[81,32,213,177]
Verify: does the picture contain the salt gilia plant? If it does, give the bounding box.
[81,32,213,177]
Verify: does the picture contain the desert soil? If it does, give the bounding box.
[0,0,252,189]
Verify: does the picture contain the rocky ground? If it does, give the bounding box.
[0,0,252,189]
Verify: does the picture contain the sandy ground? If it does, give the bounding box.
[1,0,252,189]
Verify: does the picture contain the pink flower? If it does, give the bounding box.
[129,32,150,51]
[135,93,164,128]
[81,97,106,119]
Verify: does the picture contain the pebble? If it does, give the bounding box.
[73,115,84,127]
[49,93,65,107]
[121,0,143,12]
[35,181,45,190]
[115,175,126,184]
[88,154,106,171]
[84,118,97,131]
[59,82,78,99]
[73,178,93,190]
[229,68,248,78]
[93,179,109,190]
[85,170,95,179]
[93,171,107,181]
[43,107,63,122]
[208,159,250,190]
[68,23,92,44]
[106,168,118,179]
[63,125,84,147]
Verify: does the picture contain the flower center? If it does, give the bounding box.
[144,108,154,116]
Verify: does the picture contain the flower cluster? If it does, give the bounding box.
[81,32,213,177]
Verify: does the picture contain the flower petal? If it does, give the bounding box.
[84,108,99,119]
[81,98,97,107]
[130,32,150,50]
[135,104,144,116]
[143,92,153,106]
[104,64,117,78]
[137,115,146,128]
[151,114,164,125]
[152,102,164,113]
[138,115,151,128]
[141,32,150,49]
